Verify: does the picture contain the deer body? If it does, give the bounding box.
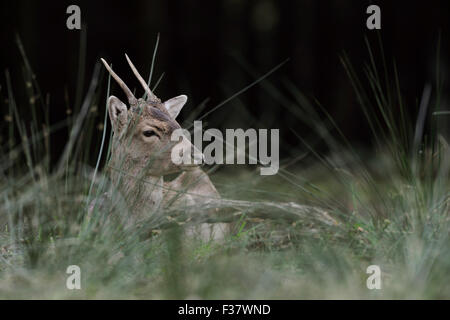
[99,55,226,239]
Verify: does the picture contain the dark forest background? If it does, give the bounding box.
[1,0,449,163]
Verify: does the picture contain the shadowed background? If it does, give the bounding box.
[1,0,449,164]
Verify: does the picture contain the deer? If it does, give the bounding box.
[94,54,228,240]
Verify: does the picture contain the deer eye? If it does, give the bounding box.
[143,130,158,138]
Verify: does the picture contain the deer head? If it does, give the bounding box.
[101,54,203,178]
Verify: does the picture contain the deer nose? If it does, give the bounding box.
[191,146,204,165]
[193,151,204,165]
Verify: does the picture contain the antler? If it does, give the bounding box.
[100,58,138,106]
[125,53,158,102]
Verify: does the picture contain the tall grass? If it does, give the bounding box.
[0,35,449,299]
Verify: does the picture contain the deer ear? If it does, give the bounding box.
[163,95,187,119]
[108,95,128,132]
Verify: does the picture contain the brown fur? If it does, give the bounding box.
[100,56,227,239]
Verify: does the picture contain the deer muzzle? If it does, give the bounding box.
[171,133,204,168]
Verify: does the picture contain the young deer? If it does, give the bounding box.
[98,55,226,239]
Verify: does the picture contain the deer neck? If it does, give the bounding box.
[107,156,164,216]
